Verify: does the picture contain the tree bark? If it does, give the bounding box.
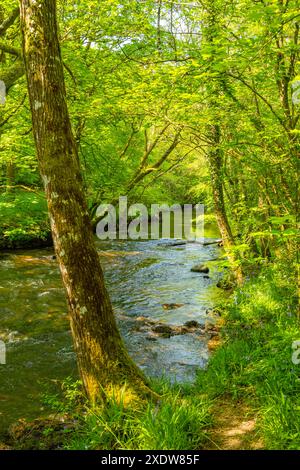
[204,1,243,284]
[19,0,151,403]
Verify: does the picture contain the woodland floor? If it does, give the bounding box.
[205,398,264,450]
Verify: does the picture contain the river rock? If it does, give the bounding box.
[205,320,217,332]
[136,316,156,326]
[130,314,207,339]
[162,303,184,310]
[164,240,187,247]
[191,264,209,273]
[184,320,201,329]
[151,325,173,337]
[146,335,158,342]
[201,238,222,246]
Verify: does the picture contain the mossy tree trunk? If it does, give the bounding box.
[204,1,243,284]
[19,0,151,403]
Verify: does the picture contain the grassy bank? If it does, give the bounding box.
[7,379,212,450]
[6,261,299,450]
[197,260,300,450]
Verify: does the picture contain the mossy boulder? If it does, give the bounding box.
[191,264,209,274]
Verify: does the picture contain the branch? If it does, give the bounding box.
[0,184,44,196]
[288,22,299,81]
[0,60,24,90]
[138,147,196,196]
[151,129,181,170]
[143,124,170,164]
[63,61,77,84]
[126,128,182,192]
[119,124,139,159]
[0,7,19,36]
[136,123,170,172]
[0,93,26,127]
[0,40,21,57]
[226,72,286,129]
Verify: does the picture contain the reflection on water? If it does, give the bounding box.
[0,233,223,433]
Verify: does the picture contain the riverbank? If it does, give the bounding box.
[197,260,300,450]
[0,190,52,250]
[2,260,298,450]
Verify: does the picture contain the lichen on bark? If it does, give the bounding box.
[19,0,155,405]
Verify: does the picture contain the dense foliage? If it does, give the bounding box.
[1,0,298,258]
[0,0,299,451]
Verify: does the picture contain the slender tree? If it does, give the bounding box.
[19,0,152,403]
[0,5,23,193]
[203,0,244,284]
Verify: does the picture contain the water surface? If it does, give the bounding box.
[0,234,222,433]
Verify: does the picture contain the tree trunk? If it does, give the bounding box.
[206,124,243,284]
[204,1,243,284]
[207,125,234,248]
[6,160,15,195]
[19,0,151,403]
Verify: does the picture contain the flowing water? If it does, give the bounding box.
[0,231,223,434]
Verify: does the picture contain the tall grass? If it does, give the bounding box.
[42,379,212,450]
[196,261,300,449]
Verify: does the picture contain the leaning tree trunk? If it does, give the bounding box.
[207,125,234,249]
[206,124,243,284]
[19,0,151,403]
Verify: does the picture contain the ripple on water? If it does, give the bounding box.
[0,237,223,432]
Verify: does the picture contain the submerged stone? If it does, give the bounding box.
[191,264,209,273]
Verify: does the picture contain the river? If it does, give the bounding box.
[0,231,223,434]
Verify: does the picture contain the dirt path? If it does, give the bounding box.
[205,399,264,450]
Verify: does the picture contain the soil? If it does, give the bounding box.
[206,399,264,450]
